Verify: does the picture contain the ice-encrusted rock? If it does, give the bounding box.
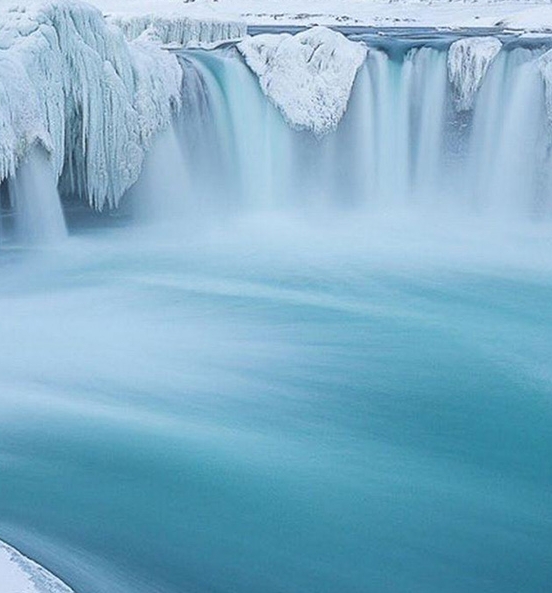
[238,27,367,136]
[109,14,246,47]
[0,540,74,593]
[448,37,502,111]
[537,49,552,123]
[0,0,182,210]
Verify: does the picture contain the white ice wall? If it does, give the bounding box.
[0,0,183,210]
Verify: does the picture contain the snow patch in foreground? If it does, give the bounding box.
[0,540,74,593]
[238,27,367,135]
[448,37,502,111]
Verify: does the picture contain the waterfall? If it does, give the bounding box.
[6,145,67,244]
[129,124,190,222]
[170,37,552,223]
[468,48,549,218]
[4,31,551,241]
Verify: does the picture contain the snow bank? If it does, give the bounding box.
[238,27,367,135]
[109,14,245,47]
[448,37,502,111]
[0,0,182,210]
[0,540,74,593]
[493,5,552,31]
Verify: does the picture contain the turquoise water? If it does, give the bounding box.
[0,217,550,592]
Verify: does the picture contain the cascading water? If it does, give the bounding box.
[4,145,66,244]
[176,51,294,213]
[172,35,552,222]
[3,31,550,237]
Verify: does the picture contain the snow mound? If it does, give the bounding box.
[0,540,74,593]
[493,5,552,32]
[238,27,367,135]
[0,0,182,210]
[109,14,246,47]
[448,37,502,111]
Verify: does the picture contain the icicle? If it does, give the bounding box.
[0,1,183,211]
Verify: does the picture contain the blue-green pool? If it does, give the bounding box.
[0,217,551,593]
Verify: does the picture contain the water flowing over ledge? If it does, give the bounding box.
[173,29,552,221]
[0,0,246,217]
[4,4,552,244]
[0,540,74,593]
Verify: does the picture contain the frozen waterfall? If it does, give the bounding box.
[3,16,552,243]
[0,0,182,215]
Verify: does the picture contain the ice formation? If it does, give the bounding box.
[0,0,182,210]
[537,48,552,122]
[238,27,367,135]
[0,540,74,593]
[108,14,246,47]
[448,37,502,111]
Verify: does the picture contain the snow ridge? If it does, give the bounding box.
[448,37,502,111]
[0,1,182,210]
[0,540,74,593]
[238,27,367,136]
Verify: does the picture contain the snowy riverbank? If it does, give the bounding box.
[0,540,73,593]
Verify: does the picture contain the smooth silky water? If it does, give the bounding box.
[0,30,551,593]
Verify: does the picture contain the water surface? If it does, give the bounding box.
[0,216,551,593]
